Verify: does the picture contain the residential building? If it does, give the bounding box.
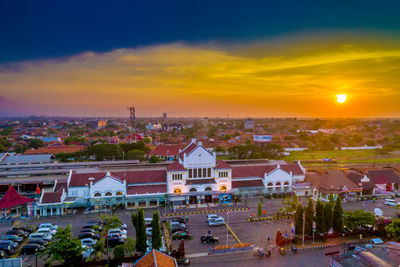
[244,118,254,130]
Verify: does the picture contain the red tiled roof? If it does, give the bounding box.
[166,161,185,171]
[149,144,182,157]
[54,181,67,193]
[24,145,85,155]
[215,161,232,169]
[69,170,167,187]
[232,165,274,178]
[127,184,166,195]
[367,169,400,185]
[186,179,215,185]
[232,179,264,188]
[41,192,63,204]
[279,164,304,175]
[179,142,197,159]
[135,249,177,267]
[0,186,34,209]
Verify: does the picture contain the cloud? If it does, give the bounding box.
[1,32,400,117]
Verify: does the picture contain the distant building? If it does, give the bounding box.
[162,123,183,131]
[0,154,56,165]
[146,122,162,130]
[92,120,107,129]
[244,118,254,129]
[149,144,182,161]
[163,112,167,121]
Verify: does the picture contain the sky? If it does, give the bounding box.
[1,0,400,118]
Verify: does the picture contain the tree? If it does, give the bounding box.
[40,225,84,265]
[386,218,400,241]
[126,149,145,160]
[151,211,162,250]
[344,210,376,231]
[324,203,333,232]
[114,244,125,260]
[315,200,325,234]
[304,198,314,236]
[92,240,105,260]
[148,155,160,163]
[28,139,44,149]
[0,144,5,153]
[123,237,136,256]
[258,202,263,217]
[333,195,344,233]
[295,205,304,235]
[131,208,147,253]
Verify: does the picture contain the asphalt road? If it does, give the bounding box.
[0,198,397,266]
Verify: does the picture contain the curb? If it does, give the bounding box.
[248,215,294,222]
[164,208,249,217]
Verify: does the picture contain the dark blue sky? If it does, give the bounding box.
[1,0,399,63]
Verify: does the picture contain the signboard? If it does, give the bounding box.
[253,135,272,142]
[219,194,231,204]
[312,221,316,231]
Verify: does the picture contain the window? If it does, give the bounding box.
[105,192,112,196]
[198,168,202,178]
[94,192,101,197]
[116,191,123,196]
[174,188,181,194]
[205,187,212,191]
[172,174,182,180]
[275,182,281,191]
[189,169,192,178]
[189,188,197,192]
[203,168,207,177]
[267,182,273,191]
[219,186,227,191]
[208,168,211,177]
[219,171,228,178]
[193,169,197,178]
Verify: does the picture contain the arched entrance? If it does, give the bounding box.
[105,192,113,196]
[174,188,182,194]
[386,183,393,191]
[189,188,197,204]
[219,186,227,191]
[205,187,212,203]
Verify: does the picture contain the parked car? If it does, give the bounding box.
[0,243,12,255]
[21,244,44,255]
[37,228,56,236]
[384,199,398,206]
[120,223,127,230]
[82,224,102,231]
[29,233,52,242]
[208,218,225,227]
[170,221,185,228]
[81,238,97,247]
[108,228,127,237]
[172,231,192,240]
[0,240,17,250]
[80,229,98,234]
[207,214,220,222]
[87,220,103,226]
[82,246,94,259]
[6,229,28,237]
[29,239,48,246]
[107,234,125,247]
[78,232,100,240]
[144,218,153,226]
[170,217,186,224]
[1,235,23,243]
[39,223,58,231]
[13,225,35,234]
[200,235,219,244]
[171,227,188,234]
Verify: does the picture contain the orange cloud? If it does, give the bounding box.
[1,33,400,117]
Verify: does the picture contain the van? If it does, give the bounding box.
[384,199,398,206]
[144,218,153,226]
[208,218,225,227]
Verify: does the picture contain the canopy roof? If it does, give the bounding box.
[0,186,34,209]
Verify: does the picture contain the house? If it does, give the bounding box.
[0,154,55,165]
[148,144,183,161]
[132,249,177,267]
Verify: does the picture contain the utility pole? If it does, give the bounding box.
[302,212,305,246]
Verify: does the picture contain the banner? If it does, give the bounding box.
[219,194,231,204]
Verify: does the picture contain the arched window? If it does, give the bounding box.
[205,187,212,191]
[105,192,112,196]
[116,191,123,196]
[94,192,101,197]
[220,186,227,191]
[267,182,273,191]
[284,182,289,185]
[174,188,181,194]
[275,182,281,191]
[189,188,197,192]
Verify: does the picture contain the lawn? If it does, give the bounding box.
[284,149,400,164]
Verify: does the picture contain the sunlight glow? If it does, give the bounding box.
[336,94,347,103]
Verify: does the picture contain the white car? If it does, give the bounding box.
[37,228,57,236]
[81,238,97,247]
[207,214,220,222]
[82,247,94,259]
[120,224,127,230]
[108,229,127,239]
[170,221,185,228]
[29,233,52,242]
[39,223,58,231]
[144,218,153,226]
[146,227,152,236]
[208,217,225,227]
[384,199,398,206]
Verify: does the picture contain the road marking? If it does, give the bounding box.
[163,207,249,217]
[225,223,242,244]
[186,252,209,258]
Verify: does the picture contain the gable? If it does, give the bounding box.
[183,146,214,167]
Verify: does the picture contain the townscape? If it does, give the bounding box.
[2,1,400,266]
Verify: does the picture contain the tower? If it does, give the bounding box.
[127,106,136,132]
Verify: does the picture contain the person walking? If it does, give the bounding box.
[185,215,189,223]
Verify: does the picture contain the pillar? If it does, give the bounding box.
[56,207,60,216]
[50,208,53,216]
[145,200,149,207]
[156,200,160,207]
[61,207,64,216]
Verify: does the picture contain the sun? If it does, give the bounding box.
[336,94,347,103]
